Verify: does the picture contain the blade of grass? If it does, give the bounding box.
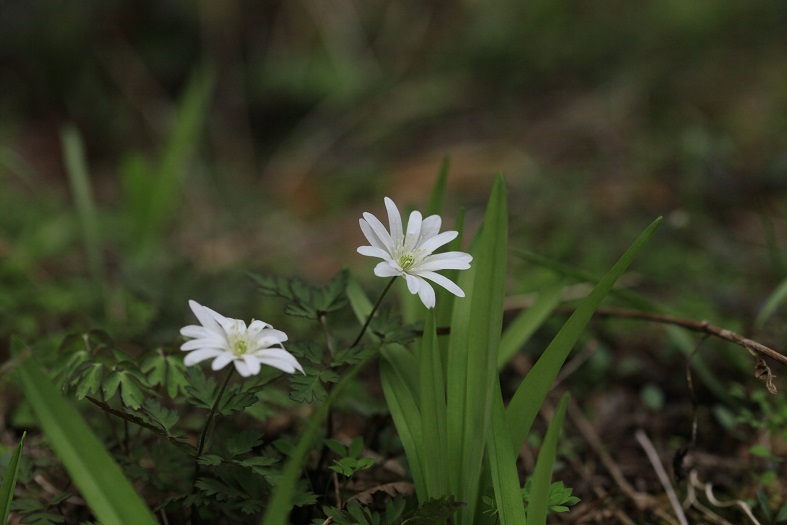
[487,383,527,525]
[515,247,731,403]
[755,276,787,329]
[126,67,214,255]
[0,431,25,524]
[446,174,508,522]
[418,310,449,499]
[14,340,157,525]
[61,125,105,294]
[380,344,427,502]
[346,270,374,326]
[264,347,385,524]
[506,217,663,450]
[526,393,569,525]
[498,280,565,369]
[426,155,450,215]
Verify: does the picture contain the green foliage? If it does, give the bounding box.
[483,479,580,517]
[251,270,349,320]
[0,432,25,524]
[325,437,375,478]
[15,338,158,525]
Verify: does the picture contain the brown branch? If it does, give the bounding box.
[584,307,787,368]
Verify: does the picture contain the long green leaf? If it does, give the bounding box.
[15,341,157,525]
[487,384,527,525]
[263,348,380,524]
[0,432,25,523]
[61,125,105,293]
[755,275,787,329]
[380,344,427,502]
[516,247,731,402]
[527,394,569,525]
[506,218,662,450]
[498,280,565,369]
[446,174,508,523]
[418,311,449,499]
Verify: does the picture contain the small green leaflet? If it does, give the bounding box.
[250,269,349,320]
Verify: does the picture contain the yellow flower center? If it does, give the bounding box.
[232,338,249,356]
[399,253,416,270]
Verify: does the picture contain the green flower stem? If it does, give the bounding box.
[349,277,397,349]
[192,367,235,487]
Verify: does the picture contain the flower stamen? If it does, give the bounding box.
[399,252,416,270]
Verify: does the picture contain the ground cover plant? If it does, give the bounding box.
[2,2,787,524]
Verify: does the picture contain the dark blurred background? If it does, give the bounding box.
[2,0,787,338]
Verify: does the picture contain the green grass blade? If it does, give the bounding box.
[264,348,386,524]
[527,393,569,525]
[419,310,449,499]
[755,276,787,329]
[446,174,508,522]
[506,217,663,450]
[487,384,527,525]
[516,247,732,403]
[427,155,450,215]
[14,341,157,525]
[127,67,214,254]
[380,344,427,502]
[346,270,374,325]
[0,431,26,523]
[498,280,565,369]
[61,125,105,293]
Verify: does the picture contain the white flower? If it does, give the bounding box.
[180,300,304,377]
[357,197,473,309]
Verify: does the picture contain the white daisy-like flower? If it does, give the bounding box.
[180,300,304,377]
[357,196,473,309]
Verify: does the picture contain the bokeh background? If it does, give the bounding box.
[2,1,787,512]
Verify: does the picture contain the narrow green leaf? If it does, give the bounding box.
[262,348,377,525]
[345,271,374,327]
[14,341,157,525]
[498,280,564,369]
[527,394,569,525]
[380,344,426,502]
[446,174,508,522]
[418,310,449,499]
[61,125,104,293]
[427,156,450,215]
[487,384,527,525]
[506,217,662,450]
[0,431,25,524]
[755,276,787,329]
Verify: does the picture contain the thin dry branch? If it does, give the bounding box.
[588,308,787,368]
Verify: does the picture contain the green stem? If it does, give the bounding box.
[349,277,397,349]
[192,367,235,486]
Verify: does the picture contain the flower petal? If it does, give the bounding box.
[359,219,388,252]
[416,251,473,271]
[417,230,458,255]
[234,359,252,377]
[403,272,420,295]
[211,352,235,371]
[180,338,225,351]
[241,355,262,376]
[357,245,392,260]
[417,270,465,297]
[419,214,442,241]
[188,300,223,335]
[363,212,396,254]
[404,211,422,251]
[415,277,436,308]
[374,261,403,277]
[384,197,404,248]
[184,348,223,366]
